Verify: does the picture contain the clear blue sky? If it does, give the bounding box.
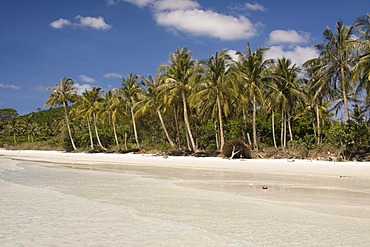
[0,0,367,115]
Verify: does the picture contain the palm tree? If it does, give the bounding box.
[98,90,122,150]
[264,90,279,148]
[138,73,177,149]
[76,87,107,151]
[191,49,235,151]
[161,47,199,152]
[4,118,21,144]
[233,43,273,150]
[353,13,370,111]
[44,77,77,151]
[303,58,333,144]
[316,20,357,121]
[269,58,305,148]
[119,74,143,149]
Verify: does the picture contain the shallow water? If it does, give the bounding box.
[1,157,370,246]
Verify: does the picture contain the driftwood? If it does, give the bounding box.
[222,139,252,159]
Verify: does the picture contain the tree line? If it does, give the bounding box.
[1,15,369,158]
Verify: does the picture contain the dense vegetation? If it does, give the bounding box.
[1,16,369,160]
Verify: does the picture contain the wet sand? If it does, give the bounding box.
[1,150,370,246]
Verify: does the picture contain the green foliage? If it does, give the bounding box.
[2,14,369,160]
[0,108,19,120]
[323,108,370,151]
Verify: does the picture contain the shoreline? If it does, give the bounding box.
[2,149,370,245]
[1,149,370,178]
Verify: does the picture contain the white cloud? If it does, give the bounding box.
[50,16,111,31]
[78,74,97,83]
[34,85,48,92]
[226,49,239,61]
[0,83,21,90]
[156,9,256,40]
[245,2,265,11]
[124,0,153,7]
[75,83,93,95]
[154,0,199,11]
[121,0,257,40]
[75,16,112,30]
[268,29,310,44]
[50,18,72,29]
[265,45,319,67]
[104,72,122,78]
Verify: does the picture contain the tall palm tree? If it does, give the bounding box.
[160,47,199,152]
[191,49,235,151]
[233,43,273,150]
[76,87,107,151]
[44,77,77,151]
[353,13,370,111]
[264,90,279,148]
[138,73,177,149]
[119,74,143,149]
[97,90,122,150]
[269,58,305,148]
[316,20,357,121]
[303,58,333,144]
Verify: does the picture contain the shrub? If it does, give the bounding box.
[222,139,252,159]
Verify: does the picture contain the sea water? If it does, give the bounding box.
[1,157,370,246]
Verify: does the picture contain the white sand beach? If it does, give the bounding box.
[1,149,370,246]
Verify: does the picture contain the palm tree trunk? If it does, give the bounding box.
[131,107,140,149]
[185,129,191,151]
[281,108,284,148]
[174,106,181,149]
[181,91,196,152]
[316,104,321,145]
[252,95,257,150]
[157,108,176,149]
[283,113,287,148]
[216,94,225,151]
[214,122,220,151]
[287,113,294,143]
[112,121,120,150]
[242,106,248,142]
[87,116,94,150]
[272,110,277,148]
[63,101,77,151]
[341,67,350,122]
[124,132,128,150]
[93,112,107,151]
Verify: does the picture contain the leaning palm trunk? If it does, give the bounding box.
[63,101,77,151]
[174,106,181,149]
[157,108,176,149]
[181,91,196,152]
[131,107,140,149]
[112,120,120,150]
[287,113,294,144]
[87,116,94,150]
[216,94,225,151]
[214,122,220,151]
[93,112,107,151]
